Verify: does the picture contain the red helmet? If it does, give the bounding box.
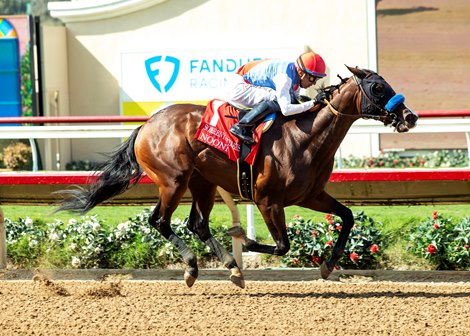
[297,51,327,78]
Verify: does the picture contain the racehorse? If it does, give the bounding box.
[57,66,418,288]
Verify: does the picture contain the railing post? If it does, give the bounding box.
[0,208,7,269]
[466,132,470,166]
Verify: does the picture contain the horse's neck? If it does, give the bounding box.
[301,84,360,162]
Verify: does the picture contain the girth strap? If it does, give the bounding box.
[237,142,254,201]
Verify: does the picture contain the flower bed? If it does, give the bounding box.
[4,209,469,270]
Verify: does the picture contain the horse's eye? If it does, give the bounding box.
[371,83,384,96]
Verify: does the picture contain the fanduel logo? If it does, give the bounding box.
[145,55,180,93]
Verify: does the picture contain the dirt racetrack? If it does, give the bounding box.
[1,271,469,336]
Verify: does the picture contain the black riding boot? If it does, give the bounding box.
[230,100,280,144]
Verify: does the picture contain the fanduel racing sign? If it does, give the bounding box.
[120,49,298,103]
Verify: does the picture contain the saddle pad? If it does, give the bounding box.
[195,99,273,165]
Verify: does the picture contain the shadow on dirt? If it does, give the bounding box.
[377,6,439,16]
[180,291,470,300]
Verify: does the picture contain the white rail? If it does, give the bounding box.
[0,118,469,139]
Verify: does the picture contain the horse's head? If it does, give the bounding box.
[346,65,418,132]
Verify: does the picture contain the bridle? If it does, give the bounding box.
[324,74,404,124]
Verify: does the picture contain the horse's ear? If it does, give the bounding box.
[345,65,367,79]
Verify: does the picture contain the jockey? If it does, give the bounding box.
[228,51,328,144]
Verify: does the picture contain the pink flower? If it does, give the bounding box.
[370,244,379,254]
[427,244,437,255]
[350,252,359,263]
[464,245,469,250]
[311,230,318,238]
[292,258,299,264]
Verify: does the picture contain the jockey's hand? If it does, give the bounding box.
[314,91,329,104]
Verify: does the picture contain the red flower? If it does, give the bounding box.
[325,213,334,224]
[292,258,299,264]
[464,245,469,250]
[311,255,322,264]
[433,223,440,230]
[432,211,439,220]
[326,240,333,247]
[427,244,437,255]
[311,230,318,238]
[350,252,359,263]
[370,244,379,254]
[335,224,342,231]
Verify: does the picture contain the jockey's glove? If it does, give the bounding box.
[314,91,329,104]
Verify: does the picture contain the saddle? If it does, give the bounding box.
[195,99,276,200]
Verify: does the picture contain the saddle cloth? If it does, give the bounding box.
[195,99,274,165]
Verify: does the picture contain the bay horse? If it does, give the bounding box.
[57,66,417,288]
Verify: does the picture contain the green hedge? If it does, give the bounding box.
[338,150,468,169]
[5,209,469,270]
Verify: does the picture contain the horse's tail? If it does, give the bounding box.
[56,126,144,214]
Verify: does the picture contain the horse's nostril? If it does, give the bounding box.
[404,109,418,125]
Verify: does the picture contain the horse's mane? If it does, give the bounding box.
[319,74,351,97]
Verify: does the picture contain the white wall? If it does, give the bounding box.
[40,25,72,169]
[45,0,377,162]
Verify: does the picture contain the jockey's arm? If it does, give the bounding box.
[273,73,316,116]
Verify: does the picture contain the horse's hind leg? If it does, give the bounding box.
[149,185,199,287]
[187,174,245,288]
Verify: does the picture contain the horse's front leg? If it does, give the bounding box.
[299,191,354,279]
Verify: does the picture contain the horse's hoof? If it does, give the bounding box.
[184,271,197,288]
[229,267,245,289]
[320,261,333,280]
